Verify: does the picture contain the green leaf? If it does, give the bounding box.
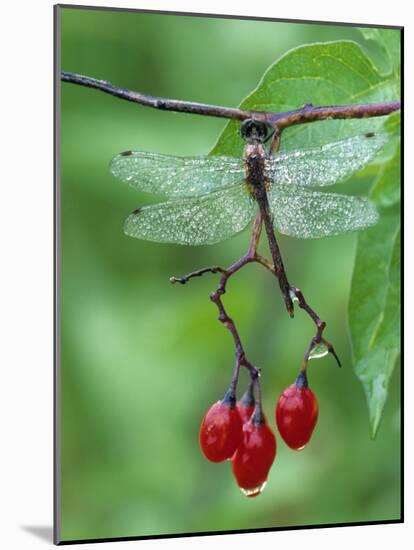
[360,28,401,78]
[349,218,400,438]
[211,40,399,158]
[349,135,400,438]
[370,144,400,207]
[384,111,401,136]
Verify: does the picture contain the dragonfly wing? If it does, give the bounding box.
[110,151,244,197]
[267,133,388,187]
[124,183,255,245]
[268,185,379,239]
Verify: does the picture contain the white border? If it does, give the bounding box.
[1,1,410,548]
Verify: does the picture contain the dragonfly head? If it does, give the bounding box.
[240,119,271,144]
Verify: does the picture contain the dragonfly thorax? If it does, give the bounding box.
[244,142,270,195]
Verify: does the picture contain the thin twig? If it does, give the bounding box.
[289,286,342,369]
[211,285,260,392]
[169,266,225,285]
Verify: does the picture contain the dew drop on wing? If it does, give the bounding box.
[266,133,388,189]
[268,186,379,239]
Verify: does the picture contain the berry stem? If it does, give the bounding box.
[222,386,237,407]
[252,376,264,424]
[240,378,256,408]
[295,369,308,389]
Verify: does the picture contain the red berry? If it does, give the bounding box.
[230,385,256,461]
[232,407,277,497]
[275,370,318,451]
[236,402,255,426]
[199,390,242,462]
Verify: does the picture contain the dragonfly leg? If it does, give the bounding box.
[247,212,263,256]
[268,126,281,155]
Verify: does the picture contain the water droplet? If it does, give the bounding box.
[289,289,299,303]
[240,481,267,498]
[309,343,329,360]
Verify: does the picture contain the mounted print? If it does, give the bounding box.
[55,4,402,545]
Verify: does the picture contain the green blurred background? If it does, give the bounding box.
[59,6,400,542]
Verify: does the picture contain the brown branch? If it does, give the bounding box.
[61,71,258,121]
[269,101,401,129]
[61,71,400,129]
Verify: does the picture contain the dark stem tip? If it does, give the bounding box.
[222,387,237,408]
[251,403,265,426]
[295,369,309,389]
[240,382,255,408]
[331,350,342,368]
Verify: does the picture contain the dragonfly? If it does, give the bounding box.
[110,120,386,245]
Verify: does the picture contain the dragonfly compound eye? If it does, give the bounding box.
[240,119,270,143]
